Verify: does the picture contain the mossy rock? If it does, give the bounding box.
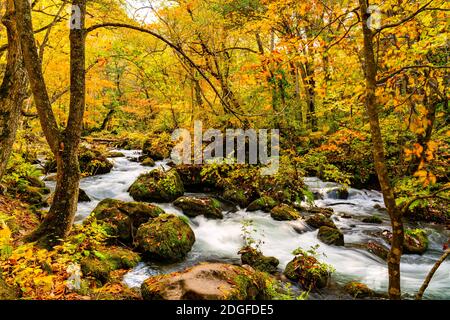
[136,214,195,262]
[304,207,334,217]
[284,255,330,289]
[318,226,344,246]
[238,246,279,274]
[270,204,300,221]
[175,164,217,191]
[344,281,374,298]
[222,188,252,208]
[173,196,223,219]
[128,169,184,203]
[89,198,164,243]
[141,263,270,300]
[78,188,91,202]
[246,196,278,212]
[362,215,383,224]
[107,151,125,158]
[305,213,336,229]
[367,241,389,261]
[141,157,156,167]
[403,229,428,254]
[80,247,140,285]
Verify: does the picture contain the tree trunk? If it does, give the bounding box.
[15,0,86,246]
[359,0,404,299]
[0,0,28,181]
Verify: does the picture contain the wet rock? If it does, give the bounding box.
[141,263,270,300]
[80,246,140,284]
[246,196,278,212]
[136,214,195,262]
[284,254,331,289]
[367,241,389,261]
[403,229,428,255]
[89,198,164,243]
[238,246,279,274]
[78,188,91,202]
[128,169,184,203]
[141,157,156,167]
[174,196,223,219]
[338,213,353,219]
[270,204,300,221]
[305,207,334,218]
[175,164,215,191]
[305,213,337,229]
[107,151,125,158]
[222,188,253,208]
[362,215,383,224]
[344,281,374,298]
[318,226,344,246]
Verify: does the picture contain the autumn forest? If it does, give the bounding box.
[0,0,449,302]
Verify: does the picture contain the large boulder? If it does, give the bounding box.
[174,196,223,219]
[305,213,336,229]
[238,246,279,274]
[89,198,164,243]
[270,204,300,221]
[81,246,140,284]
[318,226,344,246]
[284,252,332,289]
[128,169,184,203]
[141,263,270,300]
[136,214,195,262]
[246,196,278,212]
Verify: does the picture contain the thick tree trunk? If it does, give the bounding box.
[15,0,86,246]
[0,0,28,181]
[359,0,404,299]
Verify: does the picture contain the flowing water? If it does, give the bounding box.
[43,150,450,299]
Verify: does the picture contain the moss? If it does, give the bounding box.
[403,229,429,254]
[247,196,278,212]
[317,226,344,246]
[136,214,195,262]
[305,214,336,229]
[284,254,332,290]
[270,204,300,221]
[141,157,156,167]
[362,215,383,224]
[128,169,184,203]
[222,188,251,208]
[173,196,223,219]
[239,246,279,274]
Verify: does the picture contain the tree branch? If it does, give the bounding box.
[377,65,450,84]
[416,249,450,300]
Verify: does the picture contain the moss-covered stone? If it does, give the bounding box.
[367,241,389,261]
[270,204,300,221]
[362,215,383,224]
[141,263,271,300]
[128,169,184,203]
[238,246,279,274]
[141,157,156,167]
[222,188,252,208]
[78,188,91,202]
[136,214,195,262]
[246,196,278,212]
[305,213,336,229]
[89,198,164,243]
[80,246,140,285]
[344,281,374,298]
[304,207,334,217]
[284,255,331,289]
[107,151,125,158]
[318,226,344,246]
[173,196,223,219]
[403,229,428,254]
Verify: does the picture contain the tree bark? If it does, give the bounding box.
[359,0,404,300]
[0,0,29,181]
[15,0,86,246]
